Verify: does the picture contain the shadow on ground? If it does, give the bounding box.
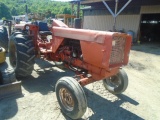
[0,95,22,119]
[20,59,75,95]
[84,88,142,120]
[131,42,160,55]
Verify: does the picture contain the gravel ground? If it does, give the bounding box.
[0,42,160,120]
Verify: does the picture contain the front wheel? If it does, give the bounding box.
[103,69,128,94]
[55,77,87,119]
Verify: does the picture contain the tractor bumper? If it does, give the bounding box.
[0,81,22,99]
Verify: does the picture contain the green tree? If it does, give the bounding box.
[2,17,6,20]
[63,7,71,14]
[11,7,18,16]
[0,0,76,19]
[0,2,12,19]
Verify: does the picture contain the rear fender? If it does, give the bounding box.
[14,24,25,31]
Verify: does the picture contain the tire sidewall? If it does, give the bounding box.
[114,71,128,93]
[2,26,8,36]
[9,37,19,73]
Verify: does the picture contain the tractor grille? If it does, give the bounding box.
[109,36,126,65]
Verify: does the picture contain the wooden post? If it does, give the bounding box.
[113,0,119,31]
[77,1,80,18]
[71,3,74,27]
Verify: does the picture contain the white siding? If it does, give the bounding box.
[83,14,141,39]
[141,5,160,14]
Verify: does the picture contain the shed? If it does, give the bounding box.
[81,0,160,43]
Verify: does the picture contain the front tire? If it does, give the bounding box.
[9,33,35,77]
[55,77,87,119]
[103,69,128,94]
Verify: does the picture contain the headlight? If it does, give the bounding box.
[26,26,30,30]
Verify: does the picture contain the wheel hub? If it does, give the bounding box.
[59,88,74,111]
[108,76,121,88]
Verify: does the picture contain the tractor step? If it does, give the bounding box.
[0,81,22,99]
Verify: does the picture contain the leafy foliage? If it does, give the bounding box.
[0,2,12,19]
[0,0,77,19]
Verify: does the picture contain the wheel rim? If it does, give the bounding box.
[9,41,17,68]
[59,88,74,111]
[106,75,121,88]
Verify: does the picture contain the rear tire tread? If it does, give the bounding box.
[9,34,35,77]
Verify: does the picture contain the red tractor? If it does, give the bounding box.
[8,19,131,119]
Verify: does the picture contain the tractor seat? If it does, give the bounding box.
[39,31,52,35]
[37,22,52,35]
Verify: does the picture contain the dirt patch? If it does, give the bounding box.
[127,61,146,71]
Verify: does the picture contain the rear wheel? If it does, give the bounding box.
[55,77,87,119]
[0,26,8,51]
[103,69,128,94]
[9,34,35,77]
